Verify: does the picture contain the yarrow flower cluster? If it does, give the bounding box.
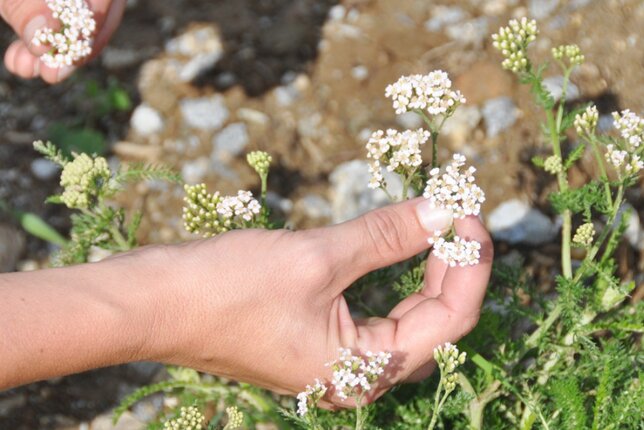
[544,155,563,175]
[182,185,261,237]
[366,129,431,189]
[612,110,643,149]
[429,233,481,267]
[573,222,595,247]
[552,44,584,66]
[216,190,261,222]
[246,151,272,177]
[604,110,643,175]
[296,379,327,417]
[32,0,97,68]
[328,348,392,402]
[422,154,486,219]
[491,17,538,73]
[163,406,204,430]
[574,105,598,136]
[59,153,110,209]
[433,343,466,392]
[223,406,244,430]
[385,71,466,116]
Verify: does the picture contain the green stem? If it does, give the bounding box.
[587,136,613,208]
[427,374,444,430]
[431,132,439,169]
[546,110,573,279]
[110,225,130,251]
[355,394,366,430]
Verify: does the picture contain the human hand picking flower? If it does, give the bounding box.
[0,197,492,408]
[1,0,126,82]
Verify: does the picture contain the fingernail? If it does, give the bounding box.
[24,15,47,44]
[57,65,75,81]
[416,201,453,233]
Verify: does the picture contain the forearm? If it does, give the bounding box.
[0,247,172,389]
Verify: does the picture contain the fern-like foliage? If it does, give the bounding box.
[33,140,69,166]
[114,163,183,186]
[549,376,587,430]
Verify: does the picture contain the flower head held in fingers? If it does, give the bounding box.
[385,71,465,117]
[32,0,97,68]
[328,348,392,401]
[296,379,327,417]
[429,233,481,267]
[423,154,486,219]
[366,129,431,189]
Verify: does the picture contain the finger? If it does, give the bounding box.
[5,40,40,79]
[389,217,492,371]
[436,216,493,317]
[87,0,126,58]
[387,253,447,320]
[0,0,56,56]
[321,198,454,287]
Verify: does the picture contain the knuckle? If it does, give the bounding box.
[292,231,336,284]
[362,209,407,259]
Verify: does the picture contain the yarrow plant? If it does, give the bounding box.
[162,405,205,430]
[427,343,466,430]
[32,0,97,68]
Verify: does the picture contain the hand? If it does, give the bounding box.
[150,198,492,407]
[1,0,126,83]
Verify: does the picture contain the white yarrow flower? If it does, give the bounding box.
[32,0,97,68]
[327,348,391,401]
[296,379,327,417]
[430,235,481,267]
[216,190,261,222]
[385,71,465,116]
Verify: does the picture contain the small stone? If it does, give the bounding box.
[0,394,27,414]
[329,160,403,223]
[266,192,294,214]
[212,123,249,162]
[529,0,559,19]
[132,394,163,422]
[482,97,519,138]
[542,76,580,102]
[618,204,643,251]
[237,108,269,127]
[446,17,489,47]
[351,65,369,81]
[180,95,229,131]
[328,5,346,21]
[442,106,481,146]
[297,194,333,220]
[91,411,144,430]
[130,104,164,136]
[424,6,466,32]
[396,111,424,129]
[487,199,560,245]
[30,158,60,180]
[181,157,210,184]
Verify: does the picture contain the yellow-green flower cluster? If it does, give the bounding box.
[433,343,466,391]
[544,155,563,175]
[247,151,272,177]
[574,105,598,137]
[163,406,205,430]
[552,44,584,67]
[59,153,111,209]
[492,17,538,73]
[573,222,595,247]
[223,406,244,430]
[182,184,230,237]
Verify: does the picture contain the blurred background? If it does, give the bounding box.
[0,0,642,428]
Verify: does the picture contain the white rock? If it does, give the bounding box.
[180,95,229,131]
[618,204,643,250]
[130,104,164,136]
[424,6,466,32]
[297,194,333,219]
[543,76,580,102]
[446,17,489,47]
[529,0,559,19]
[30,159,60,180]
[329,160,403,223]
[487,199,560,245]
[396,111,424,129]
[351,65,369,81]
[212,123,249,162]
[181,157,210,184]
[329,4,346,21]
[91,411,144,430]
[482,97,519,138]
[441,106,481,143]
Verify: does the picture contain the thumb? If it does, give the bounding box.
[0,0,55,56]
[324,198,453,283]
